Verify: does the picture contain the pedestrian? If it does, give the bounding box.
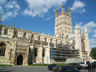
[87,62,91,72]
[32,62,36,67]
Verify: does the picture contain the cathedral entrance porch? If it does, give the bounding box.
[17,55,23,65]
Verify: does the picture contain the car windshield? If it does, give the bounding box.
[80,62,84,64]
[51,64,56,66]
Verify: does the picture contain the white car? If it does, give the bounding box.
[79,62,87,69]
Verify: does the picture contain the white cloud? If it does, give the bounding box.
[86,21,96,32]
[24,0,67,17]
[94,30,96,33]
[2,0,21,20]
[0,6,3,12]
[71,1,85,13]
[44,16,54,21]
[78,21,96,33]
[0,0,7,4]
[93,34,96,37]
[90,39,96,48]
[5,1,20,9]
[76,21,96,48]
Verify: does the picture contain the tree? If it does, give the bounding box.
[90,47,96,60]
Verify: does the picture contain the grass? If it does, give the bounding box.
[0,64,12,66]
[29,64,49,66]
[56,63,68,66]
[29,63,68,66]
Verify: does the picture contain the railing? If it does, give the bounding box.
[88,67,96,72]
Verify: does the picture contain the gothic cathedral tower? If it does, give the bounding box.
[54,5,73,38]
[84,26,90,56]
[75,24,82,58]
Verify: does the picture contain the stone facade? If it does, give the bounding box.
[0,5,90,65]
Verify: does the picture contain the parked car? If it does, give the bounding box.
[53,65,79,72]
[79,62,87,69]
[48,64,57,71]
[92,61,96,67]
[69,63,82,69]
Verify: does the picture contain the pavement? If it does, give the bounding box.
[0,66,90,72]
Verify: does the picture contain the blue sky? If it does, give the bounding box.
[0,0,96,48]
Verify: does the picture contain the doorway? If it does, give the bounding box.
[17,55,23,65]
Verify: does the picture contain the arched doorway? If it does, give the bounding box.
[17,55,23,65]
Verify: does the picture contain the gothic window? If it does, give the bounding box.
[50,38,52,43]
[0,42,6,56]
[38,36,40,41]
[13,31,18,38]
[56,40,57,44]
[23,32,26,38]
[34,48,37,57]
[45,37,47,42]
[31,35,34,40]
[4,29,8,35]
[66,35,68,39]
[42,48,45,57]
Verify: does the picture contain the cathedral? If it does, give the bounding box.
[0,6,90,65]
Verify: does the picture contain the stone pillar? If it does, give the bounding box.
[10,39,17,65]
[23,57,28,65]
[44,42,50,64]
[36,46,42,64]
[1,27,4,34]
[46,47,50,64]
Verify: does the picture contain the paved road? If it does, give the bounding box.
[0,66,89,72]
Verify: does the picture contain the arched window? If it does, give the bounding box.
[34,48,37,57]
[45,37,47,42]
[0,42,6,56]
[38,36,40,41]
[31,35,34,40]
[42,48,45,57]
[50,38,52,43]
[23,32,26,37]
[4,29,8,35]
[56,40,57,44]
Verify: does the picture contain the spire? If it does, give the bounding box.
[84,25,88,39]
[68,8,71,14]
[55,7,58,17]
[56,7,58,13]
[0,8,3,24]
[0,14,2,24]
[85,25,88,33]
[61,5,65,13]
[13,24,15,28]
[75,21,79,29]
[68,8,71,12]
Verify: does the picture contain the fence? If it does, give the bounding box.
[88,67,96,72]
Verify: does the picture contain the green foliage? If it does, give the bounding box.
[0,64,12,66]
[29,64,49,66]
[29,63,68,66]
[90,47,96,59]
[56,63,68,66]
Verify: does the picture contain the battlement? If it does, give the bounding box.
[55,5,71,18]
[0,24,63,45]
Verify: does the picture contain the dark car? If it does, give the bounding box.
[69,63,82,69]
[92,61,96,67]
[53,65,79,72]
[48,64,57,71]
